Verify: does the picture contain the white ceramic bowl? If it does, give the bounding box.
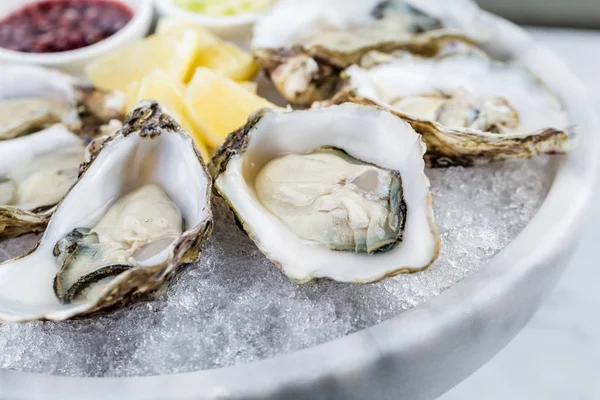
[0,0,153,75]
[153,0,273,42]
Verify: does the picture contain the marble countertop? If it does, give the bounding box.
[440,27,600,400]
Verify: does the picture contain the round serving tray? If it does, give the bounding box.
[0,11,598,400]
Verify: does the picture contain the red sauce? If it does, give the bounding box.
[0,0,133,53]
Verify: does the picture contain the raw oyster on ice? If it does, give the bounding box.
[329,52,574,166]
[255,148,406,254]
[0,64,124,140]
[0,101,213,322]
[253,0,486,105]
[210,104,439,283]
[53,184,184,303]
[0,124,85,238]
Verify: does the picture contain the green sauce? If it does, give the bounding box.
[174,0,274,16]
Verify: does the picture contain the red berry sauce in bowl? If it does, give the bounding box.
[0,0,133,53]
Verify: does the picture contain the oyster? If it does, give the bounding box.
[0,64,124,140]
[52,184,184,303]
[0,101,213,322]
[253,0,486,105]
[0,124,85,238]
[329,52,574,166]
[210,104,439,283]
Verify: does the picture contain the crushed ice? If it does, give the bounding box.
[0,157,556,376]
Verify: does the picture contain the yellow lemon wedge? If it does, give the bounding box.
[127,68,211,161]
[184,67,277,149]
[124,80,140,113]
[85,28,200,92]
[194,42,259,82]
[238,81,258,93]
[155,17,257,83]
[125,69,186,115]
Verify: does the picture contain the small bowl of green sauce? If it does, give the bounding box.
[154,0,276,41]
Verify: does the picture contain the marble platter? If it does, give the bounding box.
[0,7,598,400]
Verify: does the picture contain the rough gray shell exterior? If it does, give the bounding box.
[326,93,572,167]
[0,206,52,238]
[255,33,475,107]
[75,87,124,140]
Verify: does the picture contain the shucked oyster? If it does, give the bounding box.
[52,184,184,303]
[0,124,85,238]
[210,104,439,283]
[0,101,213,322]
[329,52,574,166]
[255,148,406,254]
[252,0,486,105]
[0,64,124,140]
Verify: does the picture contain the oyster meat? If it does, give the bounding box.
[0,97,74,140]
[0,64,124,140]
[330,52,574,166]
[253,0,486,105]
[0,124,85,238]
[255,148,406,254]
[53,184,183,303]
[1,149,82,210]
[210,104,439,283]
[0,101,213,322]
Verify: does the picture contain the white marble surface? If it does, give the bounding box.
[440,27,600,400]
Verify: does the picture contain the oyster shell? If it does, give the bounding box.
[0,64,124,140]
[329,52,574,166]
[0,124,85,238]
[252,0,487,105]
[0,101,213,322]
[210,104,439,283]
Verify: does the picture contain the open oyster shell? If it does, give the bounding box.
[0,101,213,322]
[252,0,487,106]
[328,52,574,166]
[210,104,439,283]
[0,124,86,238]
[0,64,124,140]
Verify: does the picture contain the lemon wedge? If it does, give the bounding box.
[124,80,140,113]
[184,67,277,148]
[127,68,211,161]
[194,42,259,82]
[125,68,186,114]
[85,28,200,92]
[156,17,258,82]
[238,81,258,93]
